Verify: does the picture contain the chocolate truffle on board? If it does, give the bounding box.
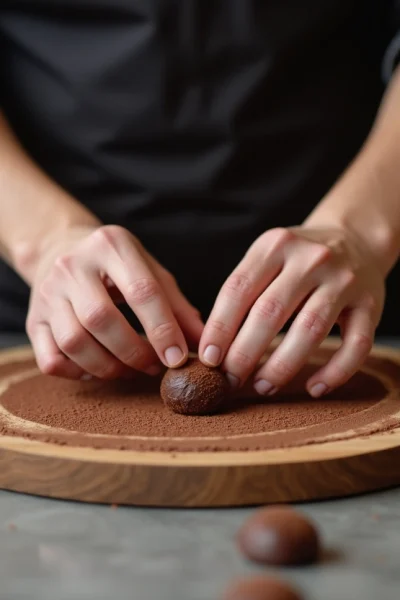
[160,358,228,415]
[237,506,320,566]
[223,576,303,600]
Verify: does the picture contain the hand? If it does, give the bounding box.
[27,225,203,379]
[199,226,385,397]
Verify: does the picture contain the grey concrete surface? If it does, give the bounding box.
[0,336,399,600]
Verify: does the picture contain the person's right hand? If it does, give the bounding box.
[26,225,204,380]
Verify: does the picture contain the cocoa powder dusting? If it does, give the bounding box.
[0,351,399,453]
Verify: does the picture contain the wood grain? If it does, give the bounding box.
[0,339,399,507]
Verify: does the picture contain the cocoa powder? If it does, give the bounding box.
[0,351,399,453]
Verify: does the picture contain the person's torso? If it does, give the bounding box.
[0,0,394,328]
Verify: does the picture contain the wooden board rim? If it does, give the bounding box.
[1,338,400,506]
[0,338,399,467]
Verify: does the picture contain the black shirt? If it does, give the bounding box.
[0,1,397,332]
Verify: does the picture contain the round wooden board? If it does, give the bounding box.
[0,339,400,507]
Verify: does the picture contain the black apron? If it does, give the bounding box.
[0,1,396,332]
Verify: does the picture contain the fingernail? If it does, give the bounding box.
[164,346,184,367]
[145,364,162,376]
[203,345,221,366]
[226,373,240,389]
[309,383,328,397]
[80,374,93,381]
[254,379,275,396]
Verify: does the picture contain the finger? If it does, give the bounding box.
[169,292,204,350]
[175,305,204,352]
[50,299,124,379]
[199,229,290,367]
[91,228,188,368]
[102,275,125,304]
[253,286,339,395]
[28,321,84,379]
[153,265,204,347]
[306,306,375,397]
[222,264,315,388]
[69,273,160,375]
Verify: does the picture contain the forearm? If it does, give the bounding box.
[305,67,400,276]
[0,113,100,284]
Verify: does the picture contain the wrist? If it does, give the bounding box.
[12,216,101,285]
[305,207,398,278]
[337,214,398,277]
[305,154,400,277]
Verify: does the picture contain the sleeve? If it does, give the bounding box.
[382,33,400,83]
[382,1,400,83]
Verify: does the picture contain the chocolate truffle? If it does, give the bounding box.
[237,506,320,566]
[223,576,302,600]
[160,358,228,415]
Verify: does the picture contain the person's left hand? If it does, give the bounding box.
[199,226,385,397]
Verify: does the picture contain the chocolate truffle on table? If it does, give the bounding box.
[160,358,228,415]
[223,576,303,600]
[237,506,320,566]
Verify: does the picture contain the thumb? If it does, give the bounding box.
[174,301,204,351]
[157,273,204,350]
[146,256,204,351]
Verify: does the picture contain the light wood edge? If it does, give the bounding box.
[0,338,399,468]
